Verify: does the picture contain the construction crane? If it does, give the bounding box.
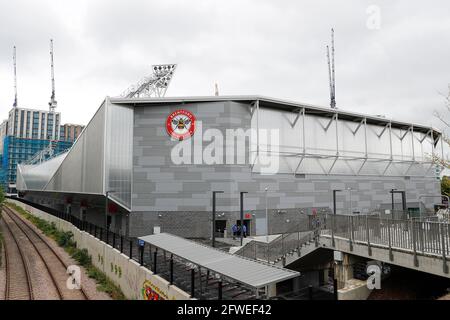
[13,46,18,108]
[49,39,57,112]
[326,28,337,109]
[120,64,177,98]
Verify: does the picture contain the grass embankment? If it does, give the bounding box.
[5,201,125,300]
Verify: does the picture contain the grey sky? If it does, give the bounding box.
[0,0,449,131]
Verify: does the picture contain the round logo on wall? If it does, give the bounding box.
[166,109,196,141]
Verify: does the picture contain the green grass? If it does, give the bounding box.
[5,201,126,300]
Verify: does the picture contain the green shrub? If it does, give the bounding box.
[57,231,74,247]
[72,248,91,267]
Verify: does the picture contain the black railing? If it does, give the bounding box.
[7,196,258,300]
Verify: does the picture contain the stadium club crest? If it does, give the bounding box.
[166,109,196,141]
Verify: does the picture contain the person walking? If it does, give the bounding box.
[242,224,247,238]
[231,224,237,240]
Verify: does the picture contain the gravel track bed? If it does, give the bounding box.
[1,209,112,300]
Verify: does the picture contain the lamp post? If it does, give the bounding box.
[265,187,269,243]
[390,188,396,216]
[240,192,248,246]
[332,190,342,215]
[347,187,354,215]
[332,189,342,247]
[212,191,224,248]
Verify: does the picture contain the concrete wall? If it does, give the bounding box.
[9,199,191,300]
[338,279,373,300]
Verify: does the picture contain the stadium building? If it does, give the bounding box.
[16,95,443,238]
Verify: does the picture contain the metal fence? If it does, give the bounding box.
[8,197,257,300]
[324,214,450,260]
[236,211,450,266]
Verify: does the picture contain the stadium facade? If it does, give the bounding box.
[16,96,443,238]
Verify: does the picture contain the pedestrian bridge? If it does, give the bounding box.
[234,214,450,279]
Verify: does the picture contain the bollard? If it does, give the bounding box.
[120,236,124,253]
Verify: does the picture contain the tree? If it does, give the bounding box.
[441,176,450,196]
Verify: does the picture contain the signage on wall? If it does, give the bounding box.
[108,202,118,213]
[166,109,196,141]
[142,280,168,300]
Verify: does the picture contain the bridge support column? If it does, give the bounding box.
[266,283,277,298]
[334,252,356,290]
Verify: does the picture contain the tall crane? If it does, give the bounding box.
[49,39,57,112]
[327,28,337,109]
[13,46,18,108]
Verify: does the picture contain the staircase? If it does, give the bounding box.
[234,230,321,267]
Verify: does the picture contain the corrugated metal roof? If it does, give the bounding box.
[139,233,300,289]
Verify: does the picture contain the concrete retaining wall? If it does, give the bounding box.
[8,199,191,300]
[338,279,373,300]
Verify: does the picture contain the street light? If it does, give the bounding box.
[265,187,269,243]
[390,188,397,214]
[347,187,354,214]
[212,191,224,248]
[332,190,342,215]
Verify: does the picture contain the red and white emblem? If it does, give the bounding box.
[166,109,196,141]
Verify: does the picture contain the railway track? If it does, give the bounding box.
[1,216,34,300]
[2,206,89,300]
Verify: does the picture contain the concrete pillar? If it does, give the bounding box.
[334,253,356,289]
[293,276,301,292]
[266,283,277,298]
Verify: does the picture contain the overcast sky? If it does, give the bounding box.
[0,0,449,131]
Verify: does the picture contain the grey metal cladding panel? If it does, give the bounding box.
[139,233,299,288]
[16,165,26,191]
[45,102,105,194]
[83,103,105,193]
[132,101,252,211]
[18,153,67,191]
[105,103,133,209]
